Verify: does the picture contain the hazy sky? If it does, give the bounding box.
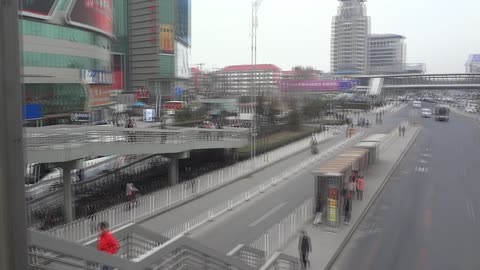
[191,0,480,73]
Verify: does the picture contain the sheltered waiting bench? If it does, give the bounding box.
[312,147,373,230]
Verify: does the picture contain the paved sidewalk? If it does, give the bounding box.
[282,125,421,270]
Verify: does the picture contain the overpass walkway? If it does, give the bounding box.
[24,126,250,163]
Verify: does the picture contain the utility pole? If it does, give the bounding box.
[250,0,264,165]
[0,0,28,269]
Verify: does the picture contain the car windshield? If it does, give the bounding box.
[2,0,480,269]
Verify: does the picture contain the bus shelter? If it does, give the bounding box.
[312,148,371,229]
[354,141,380,164]
[363,133,387,143]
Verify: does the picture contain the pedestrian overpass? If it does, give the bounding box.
[350,73,480,96]
[25,125,249,164]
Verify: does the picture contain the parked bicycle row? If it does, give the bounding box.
[30,157,237,230]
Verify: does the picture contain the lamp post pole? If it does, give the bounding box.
[250,0,264,165]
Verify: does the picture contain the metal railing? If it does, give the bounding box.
[28,229,254,270]
[246,198,314,264]
[259,253,301,270]
[24,126,250,149]
[159,131,363,243]
[44,127,343,243]
[26,155,168,228]
[26,155,160,202]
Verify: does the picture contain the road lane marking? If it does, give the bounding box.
[418,248,428,270]
[466,200,476,223]
[227,244,244,256]
[249,202,287,227]
[415,167,429,173]
[419,159,429,164]
[423,209,432,229]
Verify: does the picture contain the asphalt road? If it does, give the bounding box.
[331,105,480,270]
[188,104,412,254]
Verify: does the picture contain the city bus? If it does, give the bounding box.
[434,105,450,121]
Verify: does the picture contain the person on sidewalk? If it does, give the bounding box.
[97,222,120,270]
[356,176,365,201]
[401,125,406,137]
[344,195,352,225]
[298,230,312,269]
[398,125,402,136]
[313,197,323,226]
[349,180,356,200]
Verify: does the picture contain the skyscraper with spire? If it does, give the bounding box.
[331,0,370,74]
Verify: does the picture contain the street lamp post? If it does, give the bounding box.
[250,0,264,165]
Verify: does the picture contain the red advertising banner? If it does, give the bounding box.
[113,71,124,90]
[88,85,113,107]
[66,0,114,37]
[135,88,150,100]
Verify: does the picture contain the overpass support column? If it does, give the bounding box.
[168,158,179,186]
[57,160,81,223]
[165,152,190,186]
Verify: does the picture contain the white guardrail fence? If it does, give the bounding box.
[46,127,345,243]
[154,131,364,245]
[251,197,315,262]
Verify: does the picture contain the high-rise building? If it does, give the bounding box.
[331,0,370,74]
[368,34,406,74]
[466,54,480,73]
[127,0,191,104]
[20,0,117,126]
[216,64,282,97]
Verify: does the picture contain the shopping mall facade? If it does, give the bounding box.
[21,0,190,126]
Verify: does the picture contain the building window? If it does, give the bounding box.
[23,52,111,71]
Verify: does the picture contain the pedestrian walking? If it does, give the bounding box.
[298,230,312,269]
[356,176,365,201]
[313,197,323,226]
[97,222,119,270]
[398,125,402,136]
[401,125,406,137]
[349,180,356,200]
[190,178,196,193]
[126,183,139,204]
[344,196,352,225]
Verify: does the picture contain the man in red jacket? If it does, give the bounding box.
[97,222,119,270]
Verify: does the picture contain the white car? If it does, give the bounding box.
[466,107,477,113]
[421,108,432,118]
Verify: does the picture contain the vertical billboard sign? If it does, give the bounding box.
[159,24,175,55]
[175,42,191,78]
[112,54,124,90]
[19,0,58,19]
[66,0,114,37]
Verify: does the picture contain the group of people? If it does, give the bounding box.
[375,111,384,124]
[357,117,370,128]
[345,174,365,224]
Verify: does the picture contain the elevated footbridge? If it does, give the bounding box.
[25,125,250,164]
[351,73,480,94]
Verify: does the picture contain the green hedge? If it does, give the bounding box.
[237,127,321,160]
